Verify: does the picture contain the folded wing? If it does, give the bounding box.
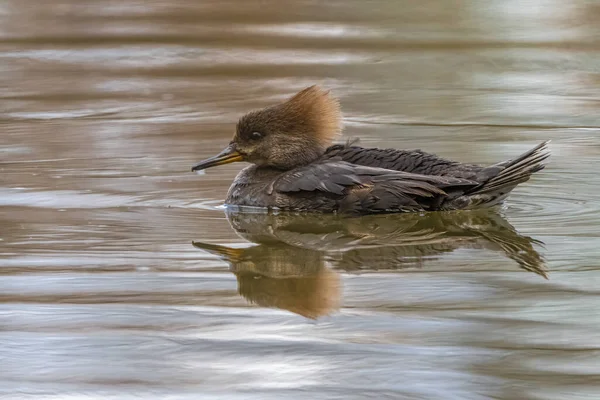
[269,159,478,213]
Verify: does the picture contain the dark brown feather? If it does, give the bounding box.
[323,141,551,211]
[324,144,482,179]
[269,159,479,213]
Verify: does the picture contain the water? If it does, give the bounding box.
[1,1,600,399]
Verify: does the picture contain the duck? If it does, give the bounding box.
[191,85,550,214]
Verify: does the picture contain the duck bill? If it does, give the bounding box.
[191,144,243,172]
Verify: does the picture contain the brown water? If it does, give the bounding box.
[1,1,600,399]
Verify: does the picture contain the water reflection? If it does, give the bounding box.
[193,210,547,318]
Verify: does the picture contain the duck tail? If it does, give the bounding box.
[474,140,551,193]
[446,141,551,209]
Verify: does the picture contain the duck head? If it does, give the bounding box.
[191,85,342,171]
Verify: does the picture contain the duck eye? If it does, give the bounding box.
[251,131,262,140]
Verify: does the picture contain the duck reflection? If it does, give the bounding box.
[193,210,546,318]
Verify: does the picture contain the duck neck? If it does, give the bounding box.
[261,143,326,171]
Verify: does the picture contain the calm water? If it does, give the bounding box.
[1,1,600,399]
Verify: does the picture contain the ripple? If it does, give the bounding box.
[0,188,218,210]
[507,173,600,236]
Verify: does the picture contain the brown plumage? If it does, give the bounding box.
[191,85,551,214]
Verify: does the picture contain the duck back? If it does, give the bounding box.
[324,144,482,179]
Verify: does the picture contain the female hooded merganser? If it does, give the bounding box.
[191,86,550,214]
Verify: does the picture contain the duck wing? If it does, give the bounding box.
[324,144,481,179]
[269,159,478,213]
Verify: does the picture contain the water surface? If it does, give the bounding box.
[1,1,600,399]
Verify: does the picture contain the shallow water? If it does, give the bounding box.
[1,1,600,399]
